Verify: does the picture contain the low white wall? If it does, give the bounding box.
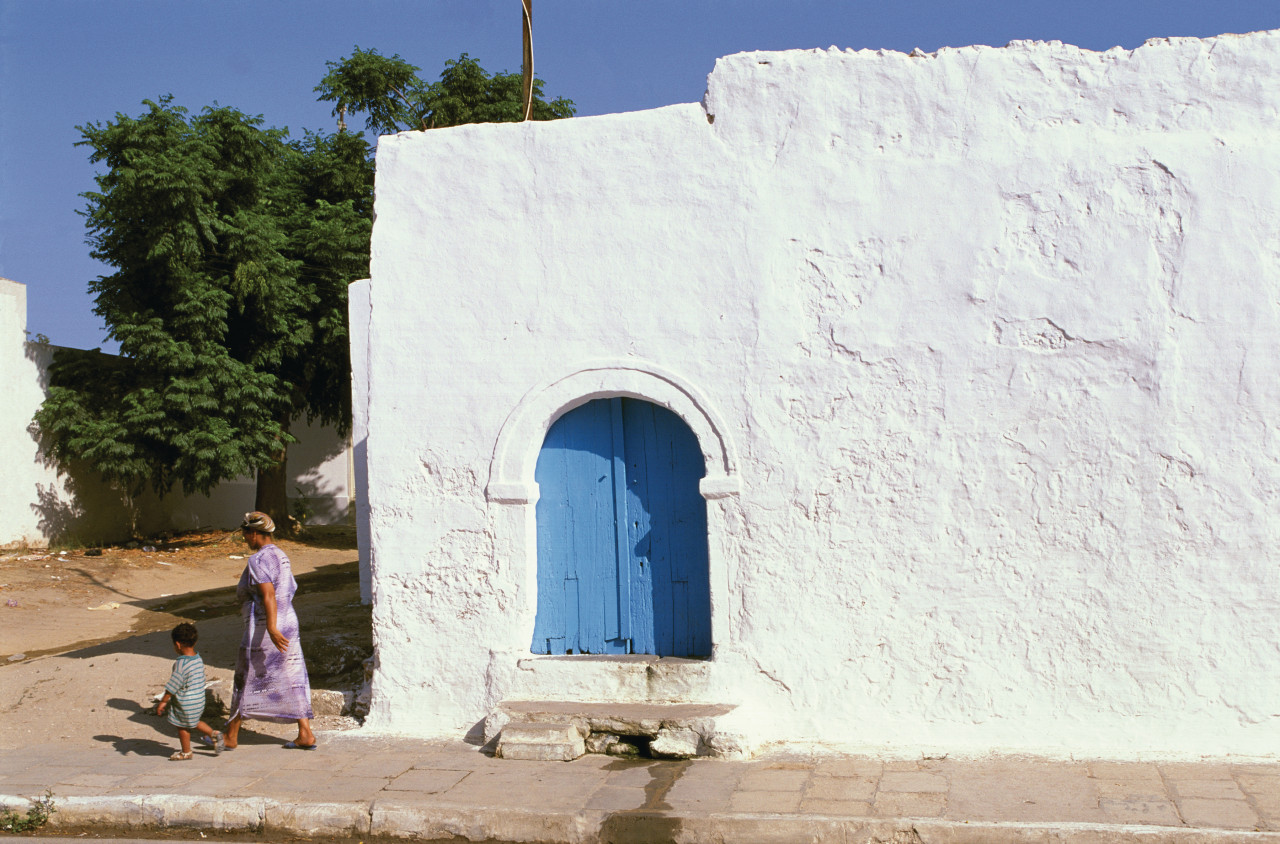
[0,280,55,545]
[1,278,353,547]
[364,32,1280,758]
[285,416,352,527]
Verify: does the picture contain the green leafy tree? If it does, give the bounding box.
[316,47,576,135]
[38,50,573,534]
[35,98,373,529]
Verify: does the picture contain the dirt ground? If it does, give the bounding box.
[0,526,370,751]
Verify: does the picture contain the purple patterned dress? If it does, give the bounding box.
[228,544,314,722]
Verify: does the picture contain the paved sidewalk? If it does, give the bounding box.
[2,732,1278,842]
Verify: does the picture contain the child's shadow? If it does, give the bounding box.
[94,733,173,757]
[97,697,175,756]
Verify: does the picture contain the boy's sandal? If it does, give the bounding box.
[169,751,194,761]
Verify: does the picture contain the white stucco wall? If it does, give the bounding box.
[0,279,50,545]
[350,278,373,604]
[1,278,353,546]
[364,32,1280,758]
[285,416,353,526]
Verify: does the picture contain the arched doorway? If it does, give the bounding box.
[532,397,712,657]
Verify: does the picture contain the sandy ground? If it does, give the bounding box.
[0,527,369,752]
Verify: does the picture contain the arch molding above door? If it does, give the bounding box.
[486,360,741,505]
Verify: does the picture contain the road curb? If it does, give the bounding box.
[370,800,606,842]
[265,798,373,838]
[38,793,264,833]
[16,793,1280,843]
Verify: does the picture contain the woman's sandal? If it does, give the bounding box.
[169,750,194,761]
[199,732,226,755]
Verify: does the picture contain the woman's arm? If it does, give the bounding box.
[257,581,290,653]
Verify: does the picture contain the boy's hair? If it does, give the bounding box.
[171,622,199,647]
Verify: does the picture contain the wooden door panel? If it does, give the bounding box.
[533,400,618,653]
[534,398,711,658]
[622,399,711,657]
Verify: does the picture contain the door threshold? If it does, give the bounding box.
[527,653,708,663]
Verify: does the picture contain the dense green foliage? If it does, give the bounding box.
[38,50,573,528]
[317,48,576,135]
[36,98,372,517]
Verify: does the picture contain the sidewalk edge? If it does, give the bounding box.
[20,793,1280,843]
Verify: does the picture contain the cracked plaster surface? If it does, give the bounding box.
[362,31,1280,758]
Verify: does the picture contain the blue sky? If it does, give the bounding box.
[2,0,1277,351]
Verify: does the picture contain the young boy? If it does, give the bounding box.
[156,622,224,760]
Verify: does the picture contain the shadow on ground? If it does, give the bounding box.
[99,697,284,755]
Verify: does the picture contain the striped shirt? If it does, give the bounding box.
[164,654,206,729]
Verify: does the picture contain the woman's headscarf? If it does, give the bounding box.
[240,511,276,534]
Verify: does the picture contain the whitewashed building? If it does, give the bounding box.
[358,31,1280,759]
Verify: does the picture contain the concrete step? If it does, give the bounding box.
[487,700,746,759]
[494,720,585,761]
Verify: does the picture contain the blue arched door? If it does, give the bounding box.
[532,398,712,657]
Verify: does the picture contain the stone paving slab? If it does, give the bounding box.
[2,733,1279,842]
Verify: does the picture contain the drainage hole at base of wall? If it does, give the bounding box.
[591,733,653,758]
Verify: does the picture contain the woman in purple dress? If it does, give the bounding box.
[223,511,316,750]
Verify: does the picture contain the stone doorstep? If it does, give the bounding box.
[488,700,744,760]
[495,721,586,762]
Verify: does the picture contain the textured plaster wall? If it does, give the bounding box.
[1,278,353,546]
[363,32,1280,758]
[350,279,373,604]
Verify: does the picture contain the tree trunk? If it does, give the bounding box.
[521,0,534,120]
[254,445,291,535]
